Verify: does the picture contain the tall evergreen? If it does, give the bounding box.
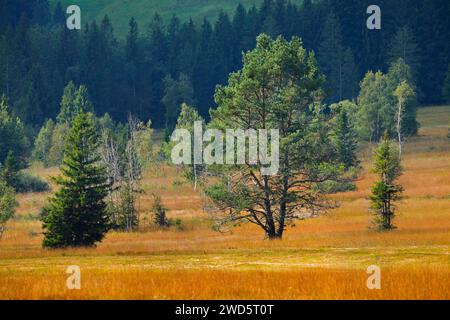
[52,1,65,26]
[162,74,195,130]
[0,96,29,170]
[0,174,16,240]
[318,13,358,102]
[388,26,421,80]
[442,64,450,103]
[42,111,110,248]
[370,133,403,231]
[57,82,94,124]
[332,102,359,170]
[1,0,450,127]
[193,19,213,117]
[124,18,140,119]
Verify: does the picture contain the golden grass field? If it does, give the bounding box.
[0,106,449,300]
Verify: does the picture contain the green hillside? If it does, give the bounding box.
[50,0,302,37]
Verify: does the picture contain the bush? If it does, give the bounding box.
[169,218,184,231]
[13,172,50,193]
[152,194,169,227]
[316,180,357,194]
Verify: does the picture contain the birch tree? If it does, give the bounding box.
[393,81,414,158]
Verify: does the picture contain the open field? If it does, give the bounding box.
[50,0,302,37]
[0,106,449,300]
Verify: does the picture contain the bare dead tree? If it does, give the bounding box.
[123,115,143,231]
[100,130,121,226]
[99,115,144,232]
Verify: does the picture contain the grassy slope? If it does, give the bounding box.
[0,106,449,299]
[50,0,303,37]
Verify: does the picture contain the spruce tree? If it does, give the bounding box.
[151,194,169,228]
[318,13,358,102]
[332,103,359,170]
[42,112,110,248]
[370,133,403,231]
[0,175,16,240]
[0,96,29,171]
[388,26,421,80]
[442,64,450,103]
[57,82,94,124]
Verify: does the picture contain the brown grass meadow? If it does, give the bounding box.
[0,106,449,300]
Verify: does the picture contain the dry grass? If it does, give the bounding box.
[1,266,448,300]
[0,106,449,300]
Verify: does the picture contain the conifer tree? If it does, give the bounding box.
[0,96,29,171]
[41,112,110,248]
[442,64,450,104]
[388,26,421,80]
[318,13,358,102]
[0,175,15,240]
[332,103,359,170]
[207,34,346,239]
[57,82,94,124]
[370,133,403,231]
[151,194,169,228]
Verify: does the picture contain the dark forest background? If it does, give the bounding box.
[1,0,450,132]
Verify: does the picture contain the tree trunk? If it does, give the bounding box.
[263,176,276,238]
[397,99,403,159]
[193,164,198,192]
[277,152,290,239]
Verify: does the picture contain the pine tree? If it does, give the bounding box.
[208,34,345,239]
[370,133,403,231]
[332,102,359,170]
[125,18,140,119]
[151,194,169,227]
[0,175,16,240]
[177,18,197,78]
[442,64,450,103]
[318,13,358,102]
[52,1,65,26]
[193,19,213,117]
[1,151,20,188]
[388,26,421,80]
[162,74,195,130]
[57,82,94,124]
[341,48,359,100]
[41,112,110,248]
[0,96,29,171]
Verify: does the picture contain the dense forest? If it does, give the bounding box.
[1,0,450,133]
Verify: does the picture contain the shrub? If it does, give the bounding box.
[152,194,169,227]
[317,180,357,194]
[13,172,50,193]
